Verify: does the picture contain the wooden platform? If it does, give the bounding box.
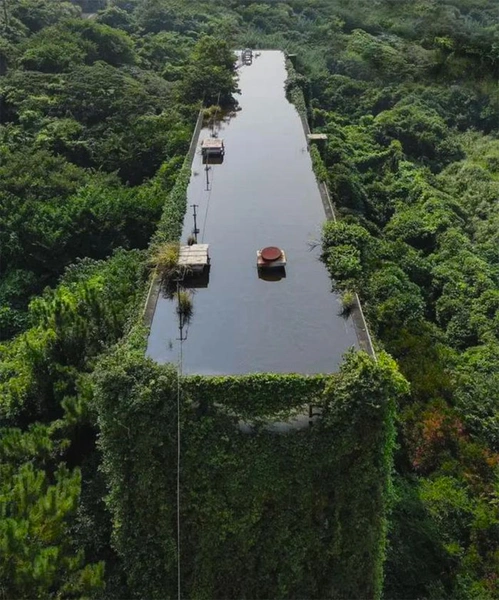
[201,138,225,156]
[179,244,210,272]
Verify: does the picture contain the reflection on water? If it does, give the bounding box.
[202,155,224,165]
[258,267,286,282]
[183,267,211,289]
[147,51,359,375]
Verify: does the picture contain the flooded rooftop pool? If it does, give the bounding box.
[146,50,360,374]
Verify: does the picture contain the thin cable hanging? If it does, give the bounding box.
[175,279,184,600]
[177,337,182,600]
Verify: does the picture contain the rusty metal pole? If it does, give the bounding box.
[190,204,199,242]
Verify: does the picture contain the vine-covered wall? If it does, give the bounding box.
[90,51,404,600]
[94,348,407,599]
[184,373,327,419]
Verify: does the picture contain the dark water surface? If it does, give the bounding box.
[147,51,359,374]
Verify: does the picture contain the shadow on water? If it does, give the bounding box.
[202,155,224,166]
[258,267,286,282]
[183,267,211,289]
[147,51,359,375]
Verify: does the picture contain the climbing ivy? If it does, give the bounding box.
[309,144,329,183]
[286,60,330,190]
[285,59,308,118]
[94,347,407,600]
[152,156,193,246]
[184,373,327,418]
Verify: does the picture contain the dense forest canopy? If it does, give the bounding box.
[0,0,498,598]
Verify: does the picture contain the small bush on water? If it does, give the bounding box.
[341,290,356,315]
[175,289,193,324]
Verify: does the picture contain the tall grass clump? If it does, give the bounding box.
[149,242,180,280]
[341,290,356,315]
[175,289,193,324]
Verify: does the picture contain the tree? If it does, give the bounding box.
[0,461,104,598]
[64,19,136,66]
[19,28,89,72]
[321,221,378,289]
[374,101,464,168]
[179,36,238,106]
[95,6,134,32]
[9,0,80,33]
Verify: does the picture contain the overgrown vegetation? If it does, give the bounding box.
[0,0,236,340]
[149,242,180,279]
[253,3,499,594]
[95,348,406,599]
[280,2,499,598]
[0,2,237,596]
[1,0,498,598]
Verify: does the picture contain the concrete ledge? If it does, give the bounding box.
[292,89,377,360]
[142,272,161,330]
[142,108,205,328]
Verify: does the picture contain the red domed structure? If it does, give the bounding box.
[257,246,287,269]
[260,246,282,261]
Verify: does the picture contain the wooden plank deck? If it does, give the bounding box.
[179,244,210,271]
[201,138,224,154]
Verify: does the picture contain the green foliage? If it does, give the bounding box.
[0,166,161,329]
[367,266,425,335]
[153,155,193,245]
[341,289,356,314]
[149,242,180,280]
[453,345,499,451]
[95,6,134,32]
[184,373,328,419]
[309,144,329,183]
[0,4,238,598]
[0,148,87,200]
[322,220,378,290]
[285,59,308,117]
[63,19,136,66]
[308,3,499,594]
[19,28,89,73]
[0,459,104,599]
[8,0,81,34]
[384,475,455,600]
[0,1,238,335]
[136,31,193,72]
[0,249,145,424]
[1,0,498,597]
[320,351,408,599]
[175,289,193,324]
[18,18,136,73]
[95,349,405,599]
[265,1,499,596]
[94,353,179,598]
[374,101,464,169]
[179,36,238,106]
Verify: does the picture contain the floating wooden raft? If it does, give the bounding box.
[201,138,225,157]
[178,244,210,273]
